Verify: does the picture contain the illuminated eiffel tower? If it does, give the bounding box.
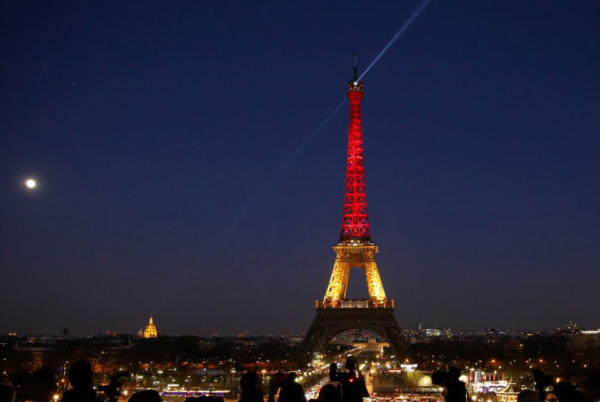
[302,56,407,360]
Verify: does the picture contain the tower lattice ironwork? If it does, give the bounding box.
[340,69,370,242]
[302,55,407,361]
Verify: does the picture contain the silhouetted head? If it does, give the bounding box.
[318,384,340,402]
[431,370,449,386]
[270,371,287,388]
[553,382,578,402]
[240,371,261,393]
[128,390,162,402]
[0,384,15,402]
[287,372,297,382]
[517,390,541,402]
[69,360,94,389]
[448,366,461,380]
[531,369,553,388]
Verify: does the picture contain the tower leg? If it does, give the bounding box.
[381,322,409,358]
[324,258,350,303]
[364,261,386,302]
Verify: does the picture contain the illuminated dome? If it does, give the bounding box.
[143,315,157,338]
[497,381,520,402]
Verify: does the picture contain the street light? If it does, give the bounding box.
[231,369,236,397]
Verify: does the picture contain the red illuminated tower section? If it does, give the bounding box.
[341,57,371,243]
[302,55,407,363]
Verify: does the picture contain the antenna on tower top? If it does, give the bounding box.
[353,53,358,81]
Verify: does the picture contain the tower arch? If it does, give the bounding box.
[304,320,407,359]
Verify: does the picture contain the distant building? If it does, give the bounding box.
[143,316,158,338]
[423,328,452,337]
[558,321,578,334]
[470,370,508,393]
[425,328,442,337]
[571,330,600,350]
[352,337,389,354]
[497,382,520,402]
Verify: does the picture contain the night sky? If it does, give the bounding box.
[1,1,599,336]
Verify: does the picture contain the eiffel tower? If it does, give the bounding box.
[302,55,408,361]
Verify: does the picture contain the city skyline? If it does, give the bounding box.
[1,1,600,336]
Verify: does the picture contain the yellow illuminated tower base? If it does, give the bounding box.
[322,243,388,307]
[301,241,408,362]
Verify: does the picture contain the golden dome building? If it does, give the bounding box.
[143,315,158,338]
[497,381,519,402]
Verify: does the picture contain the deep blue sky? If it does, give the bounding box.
[1,1,599,336]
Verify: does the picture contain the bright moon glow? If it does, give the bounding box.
[25,179,37,189]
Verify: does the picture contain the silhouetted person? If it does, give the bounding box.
[431,367,467,402]
[532,369,553,402]
[129,391,162,402]
[279,373,306,402]
[0,384,15,402]
[59,360,103,402]
[317,385,340,402]
[517,390,541,402]
[268,372,287,402]
[240,371,264,402]
[553,382,590,402]
[445,366,468,402]
[323,364,341,389]
[340,356,368,402]
[320,364,341,402]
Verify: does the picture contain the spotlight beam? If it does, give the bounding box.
[270,0,435,186]
[359,0,433,80]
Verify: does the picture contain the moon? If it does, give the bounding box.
[25,179,37,189]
